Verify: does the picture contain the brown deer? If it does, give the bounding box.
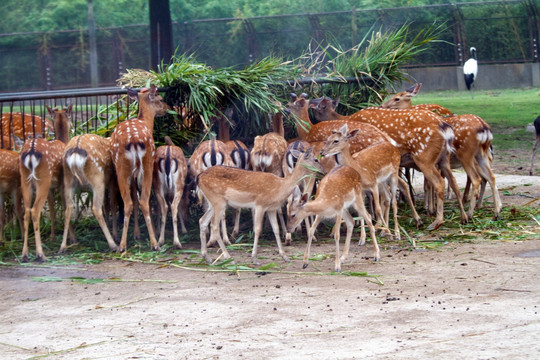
[1,112,53,149]
[250,129,290,240]
[189,139,235,246]
[213,110,252,236]
[110,85,170,252]
[381,83,502,219]
[286,93,393,153]
[213,108,251,170]
[380,83,454,117]
[311,96,468,230]
[251,132,288,175]
[153,136,188,249]
[20,105,73,261]
[0,149,23,244]
[197,147,323,265]
[320,124,422,244]
[287,165,380,272]
[60,134,118,253]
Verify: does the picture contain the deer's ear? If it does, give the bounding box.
[291,186,302,202]
[45,105,55,118]
[406,83,421,97]
[127,88,139,101]
[12,135,24,150]
[332,97,340,109]
[149,84,158,100]
[348,128,360,139]
[338,124,348,135]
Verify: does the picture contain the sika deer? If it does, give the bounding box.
[251,131,290,240]
[153,136,188,248]
[189,139,235,246]
[380,83,454,117]
[311,96,467,230]
[61,134,118,253]
[197,148,323,265]
[20,105,73,261]
[321,124,422,243]
[381,83,502,219]
[286,93,393,153]
[110,85,170,252]
[251,132,288,175]
[1,113,53,149]
[287,164,380,272]
[0,149,23,244]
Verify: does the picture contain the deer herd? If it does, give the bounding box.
[0,83,503,272]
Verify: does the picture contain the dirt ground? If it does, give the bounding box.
[1,169,539,359]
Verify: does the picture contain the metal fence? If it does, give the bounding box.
[0,76,378,150]
[0,0,538,93]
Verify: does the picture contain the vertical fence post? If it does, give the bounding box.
[149,0,174,70]
[88,0,99,88]
[243,19,258,64]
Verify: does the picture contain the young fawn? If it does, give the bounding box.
[311,96,467,230]
[320,124,422,244]
[381,83,501,220]
[0,149,23,244]
[197,148,323,265]
[110,85,170,252]
[61,134,118,253]
[19,105,73,261]
[287,165,380,272]
[153,136,188,249]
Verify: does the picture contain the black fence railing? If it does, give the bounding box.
[0,1,538,93]
[0,77,376,150]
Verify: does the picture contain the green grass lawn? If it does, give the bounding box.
[410,87,540,151]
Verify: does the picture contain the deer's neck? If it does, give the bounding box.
[335,144,355,168]
[272,113,284,137]
[218,117,230,142]
[137,103,156,129]
[54,115,70,144]
[292,108,312,140]
[281,160,313,193]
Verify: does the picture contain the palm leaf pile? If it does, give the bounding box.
[111,22,444,147]
[296,22,446,114]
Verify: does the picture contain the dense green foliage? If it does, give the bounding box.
[0,0,537,92]
[0,0,510,32]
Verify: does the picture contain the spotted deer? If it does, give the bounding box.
[381,83,501,219]
[281,139,321,242]
[311,96,468,230]
[20,105,73,261]
[61,134,118,253]
[110,85,170,252]
[0,149,23,244]
[287,164,380,272]
[213,109,251,172]
[189,139,235,246]
[197,147,323,265]
[380,83,454,117]
[1,112,53,149]
[250,130,290,239]
[286,93,393,153]
[153,136,188,249]
[321,124,422,244]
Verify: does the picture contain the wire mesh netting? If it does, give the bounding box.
[0,1,538,92]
